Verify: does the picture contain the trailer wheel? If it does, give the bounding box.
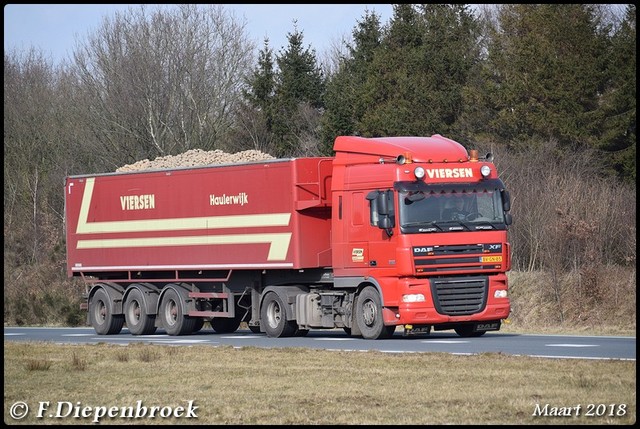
[159,288,195,336]
[211,317,242,334]
[89,288,124,335]
[261,292,296,338]
[124,289,157,335]
[356,286,392,340]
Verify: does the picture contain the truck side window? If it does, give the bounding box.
[369,195,379,226]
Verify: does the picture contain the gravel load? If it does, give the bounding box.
[116,149,275,172]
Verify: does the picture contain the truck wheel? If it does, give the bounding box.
[261,292,296,338]
[211,317,242,334]
[159,288,195,336]
[356,286,392,340]
[124,289,157,335]
[454,325,486,337]
[89,288,124,335]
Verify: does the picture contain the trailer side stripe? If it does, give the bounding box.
[76,233,293,261]
[75,178,293,260]
[76,178,291,233]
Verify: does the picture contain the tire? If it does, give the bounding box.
[124,288,157,335]
[89,288,124,335]
[355,286,392,340]
[211,317,242,334]
[260,292,296,338]
[454,325,486,337]
[159,288,195,336]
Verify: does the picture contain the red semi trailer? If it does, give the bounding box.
[65,135,512,339]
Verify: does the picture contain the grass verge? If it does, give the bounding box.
[4,341,636,425]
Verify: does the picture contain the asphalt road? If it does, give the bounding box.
[4,326,635,361]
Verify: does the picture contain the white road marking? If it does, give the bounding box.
[219,335,263,339]
[99,338,213,344]
[313,338,357,341]
[545,344,599,347]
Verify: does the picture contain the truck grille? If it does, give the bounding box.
[430,277,488,316]
[412,243,503,274]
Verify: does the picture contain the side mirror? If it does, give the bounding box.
[406,191,425,202]
[376,191,389,216]
[501,189,511,212]
[367,190,395,236]
[504,212,513,226]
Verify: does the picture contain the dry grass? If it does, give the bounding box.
[4,341,635,425]
[506,268,636,336]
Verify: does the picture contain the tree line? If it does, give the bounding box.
[3,4,636,325]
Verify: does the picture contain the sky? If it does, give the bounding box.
[4,4,395,64]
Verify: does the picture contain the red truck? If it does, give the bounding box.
[65,135,512,339]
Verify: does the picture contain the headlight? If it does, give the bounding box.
[494,289,508,298]
[414,167,425,180]
[402,293,425,303]
[480,165,491,177]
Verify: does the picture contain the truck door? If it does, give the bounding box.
[343,191,369,268]
[365,189,397,270]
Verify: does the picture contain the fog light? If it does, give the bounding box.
[402,293,425,303]
[494,289,508,298]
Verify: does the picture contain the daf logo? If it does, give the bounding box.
[476,322,499,331]
[413,247,432,254]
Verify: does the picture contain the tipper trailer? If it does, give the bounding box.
[65,135,512,339]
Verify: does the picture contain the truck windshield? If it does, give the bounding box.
[396,181,508,233]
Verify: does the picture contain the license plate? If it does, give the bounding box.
[404,325,431,336]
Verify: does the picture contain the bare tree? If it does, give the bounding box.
[72,4,255,170]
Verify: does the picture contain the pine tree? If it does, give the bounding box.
[322,9,383,152]
[479,4,610,151]
[271,23,325,156]
[244,38,276,131]
[599,4,636,182]
[357,4,480,137]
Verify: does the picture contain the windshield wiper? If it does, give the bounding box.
[432,220,471,231]
[402,221,444,232]
[471,220,501,230]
